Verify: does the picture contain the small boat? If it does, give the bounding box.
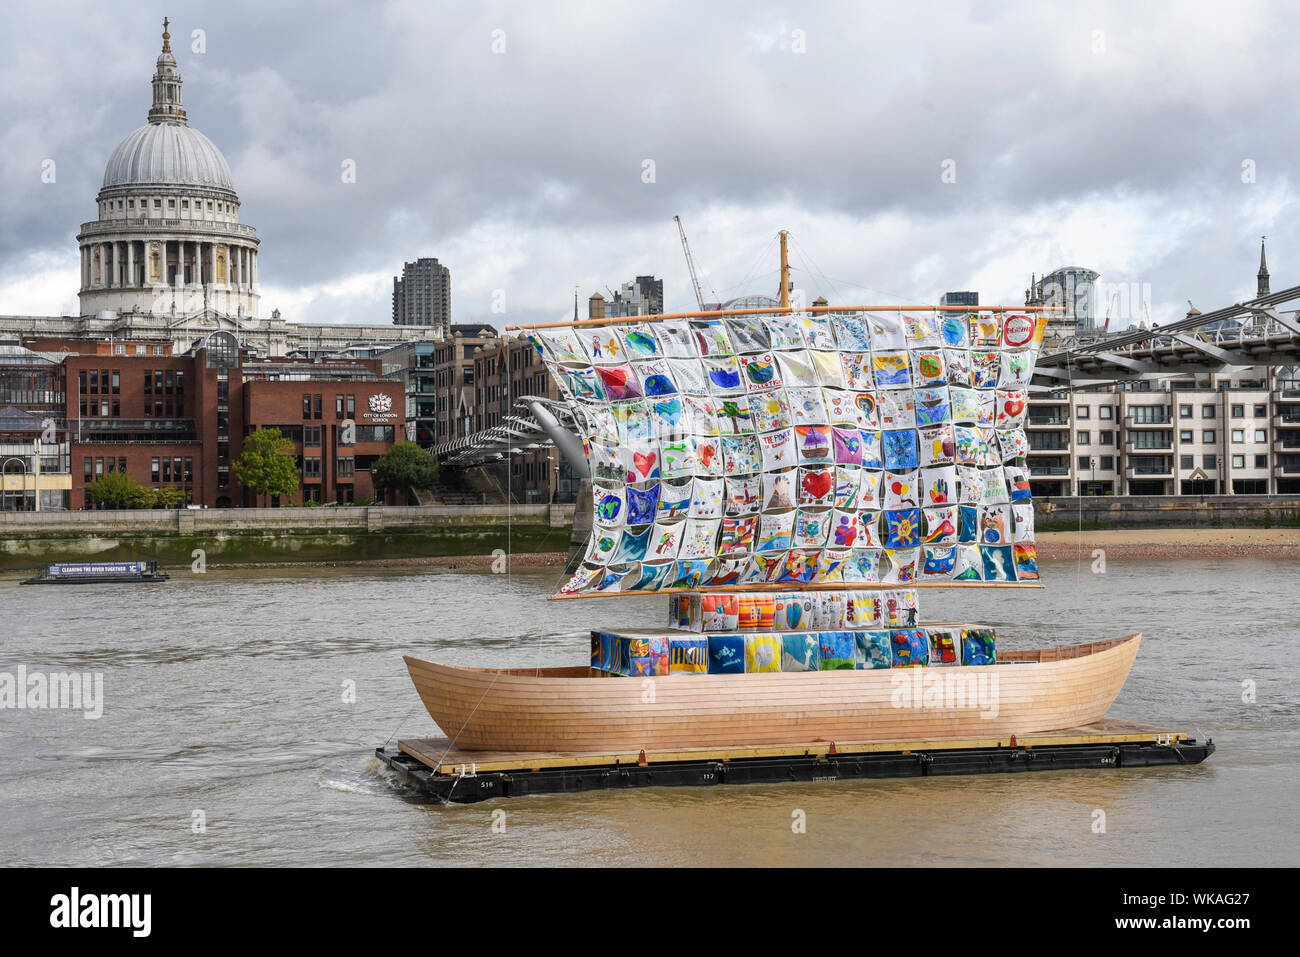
[404,634,1140,752]
[21,561,170,585]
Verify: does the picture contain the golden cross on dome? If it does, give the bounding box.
[162,17,172,52]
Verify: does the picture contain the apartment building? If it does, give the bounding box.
[1028,366,1300,496]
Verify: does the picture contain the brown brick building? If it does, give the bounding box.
[24,330,404,508]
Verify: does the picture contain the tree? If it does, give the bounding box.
[152,487,186,509]
[232,428,301,507]
[86,471,154,509]
[371,442,438,502]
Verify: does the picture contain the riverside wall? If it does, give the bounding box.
[1034,495,1300,530]
[1,498,1297,570]
[0,504,575,571]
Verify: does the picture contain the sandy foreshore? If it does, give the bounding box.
[1035,527,1300,560]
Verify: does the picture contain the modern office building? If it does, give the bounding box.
[392,258,453,334]
[378,323,495,449]
[1026,266,1101,339]
[940,291,979,308]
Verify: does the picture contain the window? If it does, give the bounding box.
[304,426,321,446]
[1180,455,1194,469]
[1099,406,1113,420]
[1180,430,1193,442]
[176,371,185,395]
[1231,405,1245,418]
[346,394,355,418]
[1256,454,1269,468]
[1203,430,1215,443]
[162,458,171,482]
[1076,406,1090,419]
[1078,456,1090,470]
[83,457,92,482]
[1077,431,1090,444]
[303,456,321,478]
[1204,454,1217,469]
[118,457,126,474]
[337,457,354,477]
[115,344,125,356]
[88,369,99,393]
[1232,455,1245,468]
[1131,406,1167,424]
[1255,404,1267,417]
[153,346,163,356]
[1100,456,1113,470]
[1231,429,1245,443]
[95,458,104,476]
[111,370,120,394]
[302,394,311,419]
[1179,405,1193,418]
[1255,429,1266,442]
[313,395,322,420]
[1100,430,1113,445]
[184,458,193,482]
[165,370,174,394]
[335,394,344,419]
[151,457,160,482]
[136,344,146,356]
[1202,405,1216,418]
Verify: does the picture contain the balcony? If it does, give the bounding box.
[1274,434,1300,453]
[72,418,199,443]
[1025,416,1070,428]
[1126,438,1172,453]
[1273,410,1300,429]
[1126,464,1173,478]
[1124,414,1172,428]
[1028,465,1070,476]
[1275,461,1300,477]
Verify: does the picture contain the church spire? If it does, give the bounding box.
[1258,235,1270,297]
[147,17,187,125]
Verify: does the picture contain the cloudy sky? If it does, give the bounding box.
[0,0,1295,331]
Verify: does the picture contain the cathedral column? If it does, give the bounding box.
[126,240,135,288]
[251,250,258,289]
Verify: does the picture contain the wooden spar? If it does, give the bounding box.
[547,581,1044,601]
[505,303,1063,332]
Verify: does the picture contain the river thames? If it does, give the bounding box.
[1,555,1297,867]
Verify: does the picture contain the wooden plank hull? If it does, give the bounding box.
[403,634,1141,753]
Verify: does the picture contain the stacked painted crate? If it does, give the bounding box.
[589,590,996,676]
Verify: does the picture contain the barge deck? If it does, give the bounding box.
[375,718,1215,803]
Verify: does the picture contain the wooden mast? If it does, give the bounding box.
[779,229,790,309]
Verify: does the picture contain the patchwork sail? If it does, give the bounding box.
[529,308,1048,596]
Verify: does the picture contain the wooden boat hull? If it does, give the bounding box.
[404,634,1141,753]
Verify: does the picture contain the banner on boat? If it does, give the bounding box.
[530,310,1046,596]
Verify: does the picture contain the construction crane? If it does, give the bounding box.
[674,214,707,310]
